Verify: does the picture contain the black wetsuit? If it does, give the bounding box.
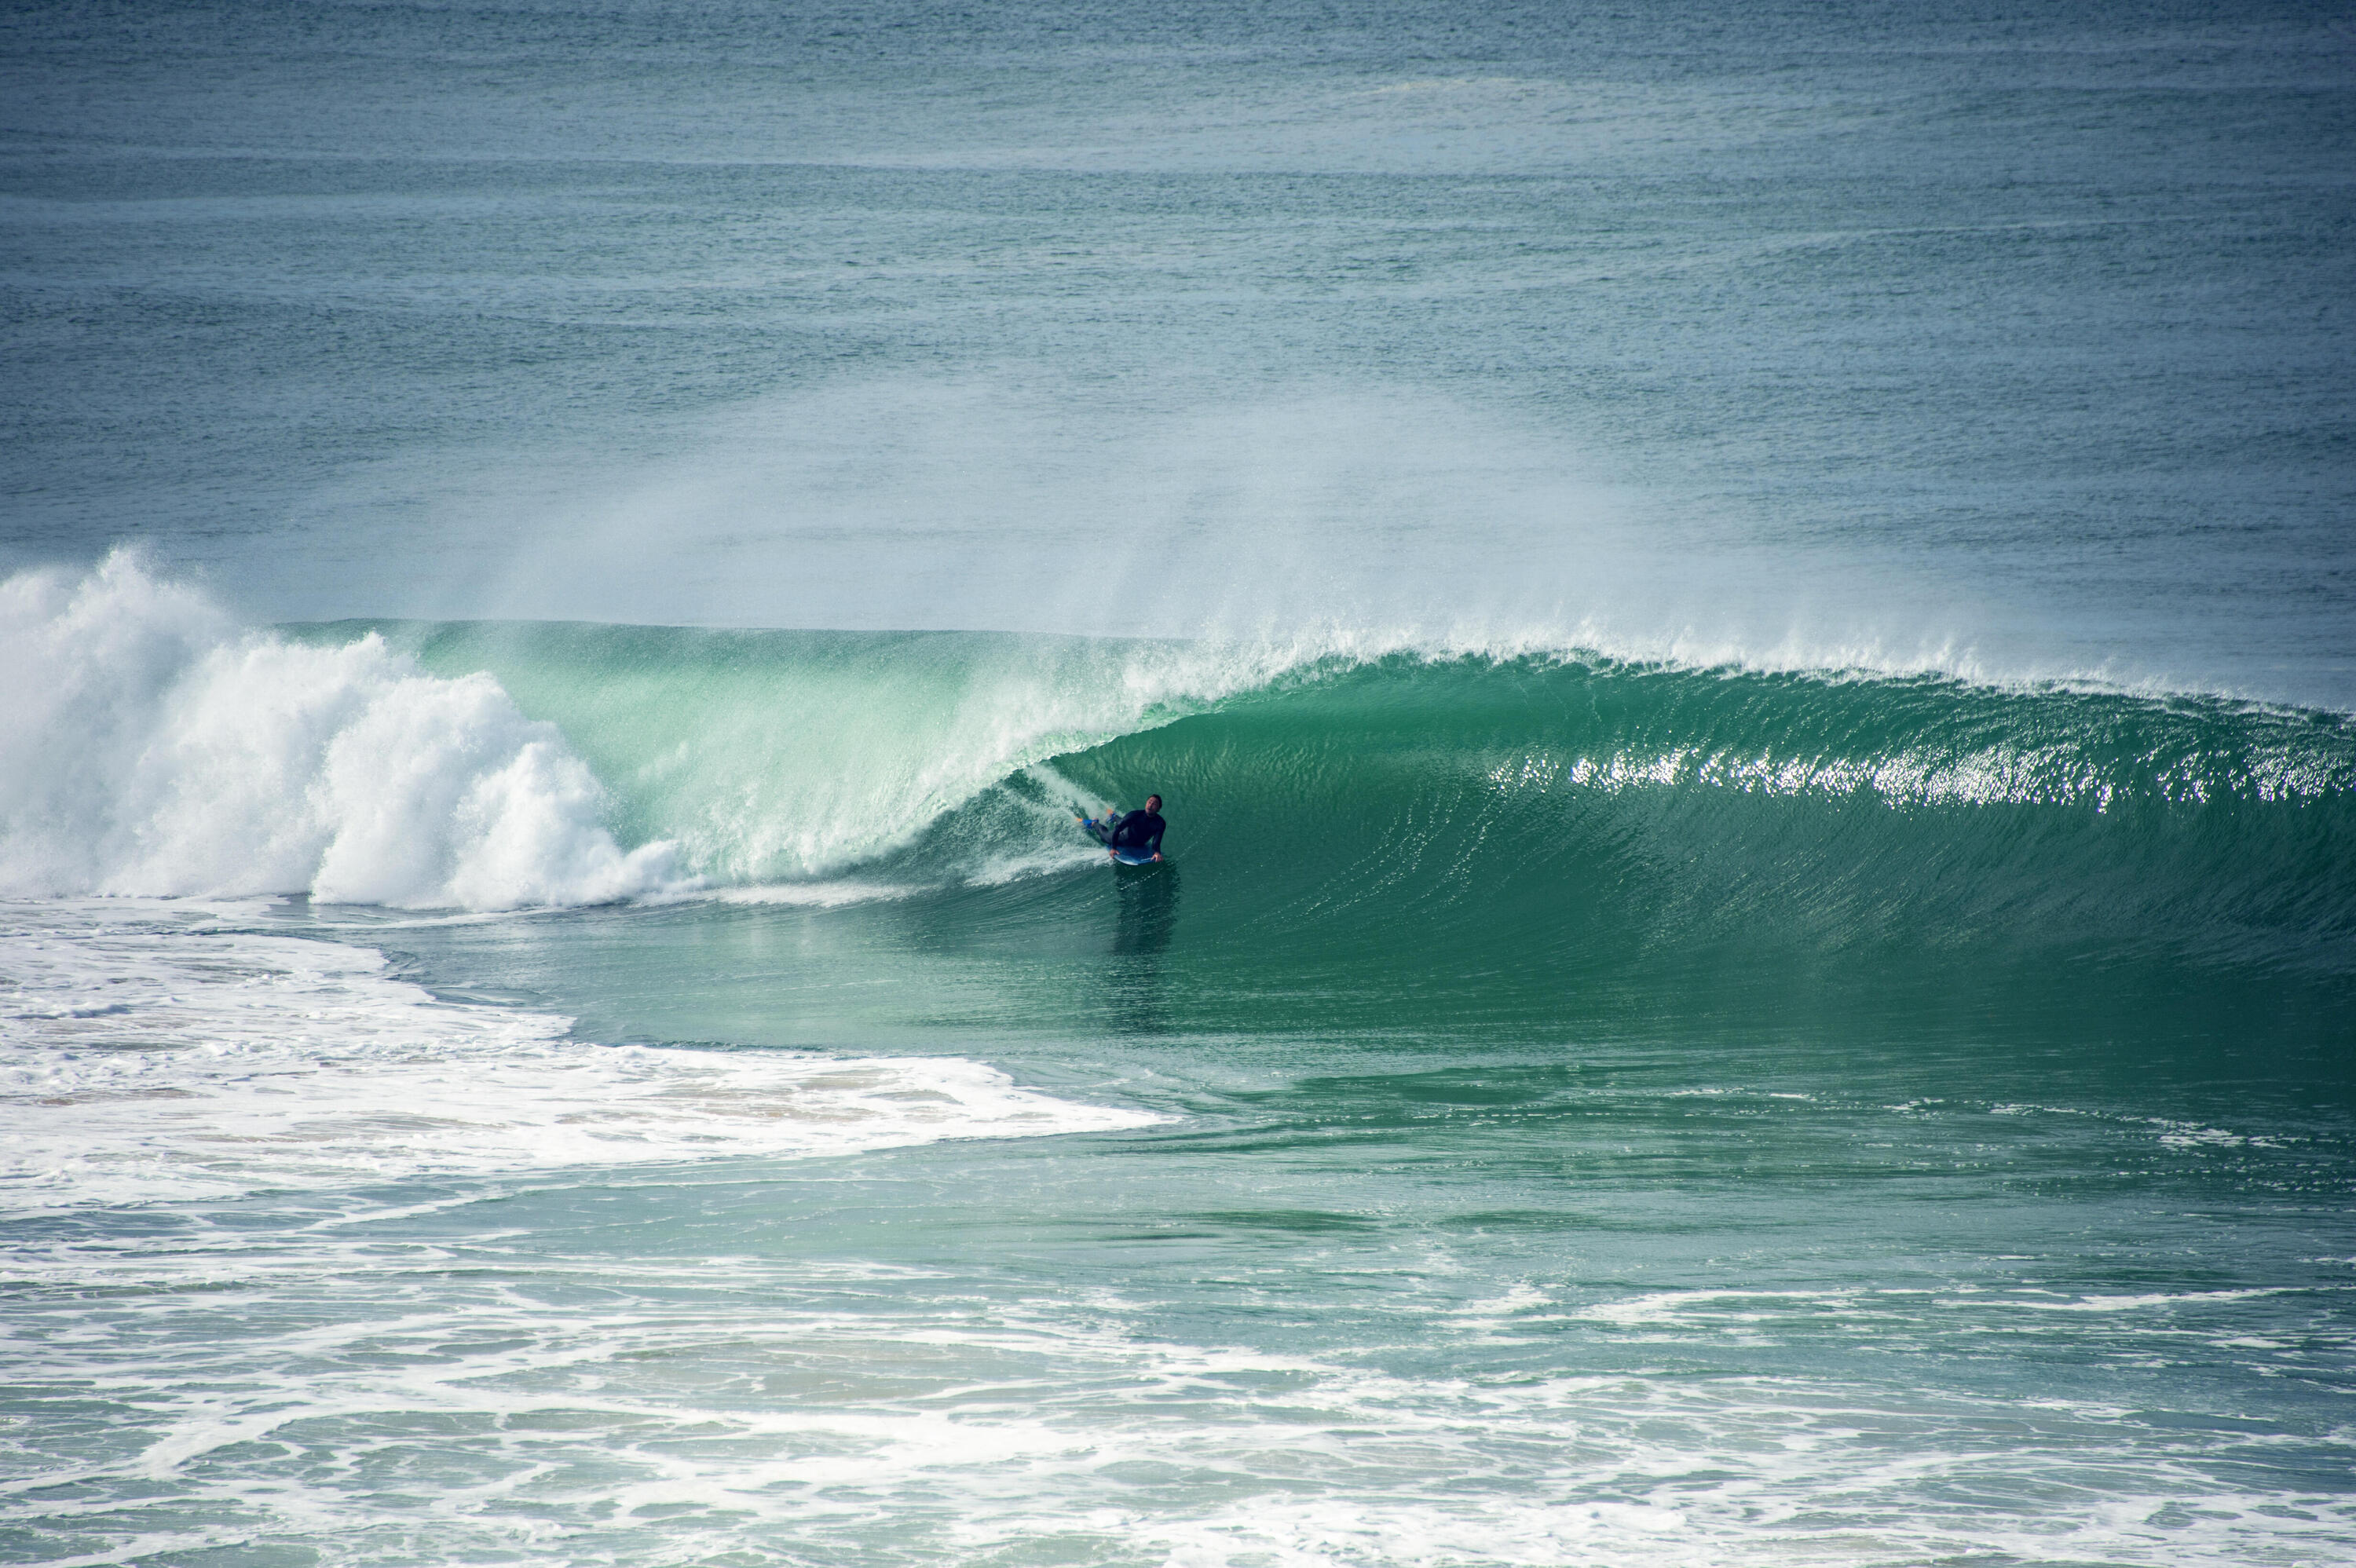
[1107,809,1166,858]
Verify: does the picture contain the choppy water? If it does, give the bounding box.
[5,0,2356,1563]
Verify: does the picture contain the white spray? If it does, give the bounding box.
[0,552,678,909]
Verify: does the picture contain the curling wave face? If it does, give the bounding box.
[5,556,2354,985]
[1012,653,2356,982]
[352,598,2356,990]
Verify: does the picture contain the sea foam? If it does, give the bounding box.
[0,897,1161,1213]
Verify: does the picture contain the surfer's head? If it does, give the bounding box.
[1146,795,1162,812]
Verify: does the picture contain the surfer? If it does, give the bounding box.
[1083,795,1167,862]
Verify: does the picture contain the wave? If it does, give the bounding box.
[349,599,2352,974]
[5,556,2353,975]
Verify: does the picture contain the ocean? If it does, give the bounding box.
[4,2,2355,1563]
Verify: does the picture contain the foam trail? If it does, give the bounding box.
[0,898,1162,1212]
[0,553,678,909]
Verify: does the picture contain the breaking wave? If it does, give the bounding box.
[5,555,2353,978]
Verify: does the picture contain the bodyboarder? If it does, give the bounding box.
[1081,795,1167,863]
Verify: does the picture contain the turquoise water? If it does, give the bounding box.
[6,1,2356,1563]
